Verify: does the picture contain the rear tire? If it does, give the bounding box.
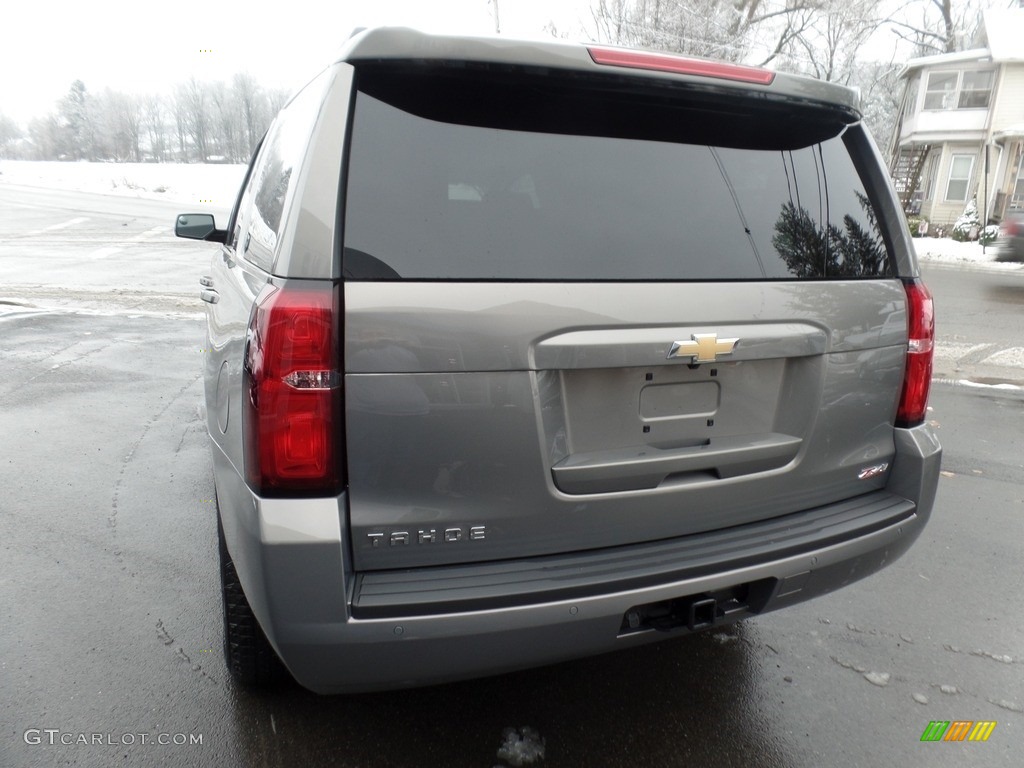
[217,509,287,688]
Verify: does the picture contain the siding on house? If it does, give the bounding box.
[920,144,981,226]
[911,107,987,137]
[992,64,1024,133]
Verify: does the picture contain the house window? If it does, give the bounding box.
[1011,159,1024,211]
[924,72,957,110]
[945,154,974,202]
[923,70,994,110]
[959,71,994,108]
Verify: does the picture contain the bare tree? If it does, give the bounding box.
[851,61,904,146]
[175,78,211,162]
[590,0,821,66]
[143,95,167,161]
[232,73,265,156]
[104,91,144,162]
[169,89,189,161]
[790,0,887,84]
[20,72,306,162]
[88,90,116,160]
[888,0,984,56]
[208,81,240,161]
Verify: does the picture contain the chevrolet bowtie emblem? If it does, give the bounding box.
[667,333,739,363]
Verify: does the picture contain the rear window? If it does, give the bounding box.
[342,65,893,281]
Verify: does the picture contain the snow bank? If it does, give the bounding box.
[0,160,246,208]
[912,236,1021,271]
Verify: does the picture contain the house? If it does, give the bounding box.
[889,7,1024,229]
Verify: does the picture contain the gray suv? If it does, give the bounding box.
[176,28,941,694]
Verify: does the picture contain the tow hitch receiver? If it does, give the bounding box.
[619,579,775,635]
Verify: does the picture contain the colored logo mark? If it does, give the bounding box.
[920,721,996,742]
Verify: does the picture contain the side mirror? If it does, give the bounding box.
[175,213,227,243]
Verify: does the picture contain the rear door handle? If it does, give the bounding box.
[199,275,214,288]
[200,289,220,304]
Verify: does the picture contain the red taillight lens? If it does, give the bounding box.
[1001,219,1019,237]
[896,279,934,428]
[244,283,343,495]
[588,46,775,84]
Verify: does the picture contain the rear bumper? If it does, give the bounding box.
[212,423,941,694]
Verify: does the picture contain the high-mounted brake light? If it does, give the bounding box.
[588,46,776,85]
[243,283,344,495]
[896,279,934,428]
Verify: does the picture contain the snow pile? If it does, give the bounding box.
[952,198,982,239]
[0,160,246,208]
[912,236,1020,270]
[863,671,891,687]
[496,726,546,767]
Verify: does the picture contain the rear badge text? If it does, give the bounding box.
[367,526,487,547]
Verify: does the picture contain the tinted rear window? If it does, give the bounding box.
[343,65,893,281]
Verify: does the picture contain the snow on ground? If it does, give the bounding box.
[0,160,246,208]
[912,235,1021,271]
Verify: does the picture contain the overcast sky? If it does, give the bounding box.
[2,0,592,125]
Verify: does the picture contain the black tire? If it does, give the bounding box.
[217,509,287,688]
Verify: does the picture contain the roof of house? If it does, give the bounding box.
[994,122,1024,140]
[901,48,990,73]
[983,8,1024,62]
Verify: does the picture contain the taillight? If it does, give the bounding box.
[588,46,775,84]
[1001,219,1019,237]
[243,282,344,495]
[896,279,934,428]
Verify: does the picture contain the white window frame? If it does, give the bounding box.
[924,71,958,110]
[1010,156,1024,211]
[959,70,994,109]
[945,154,975,202]
[903,76,920,118]
[922,69,994,111]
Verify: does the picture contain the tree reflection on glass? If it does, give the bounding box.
[772,192,889,278]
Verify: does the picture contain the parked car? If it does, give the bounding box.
[995,214,1024,262]
[176,27,941,694]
